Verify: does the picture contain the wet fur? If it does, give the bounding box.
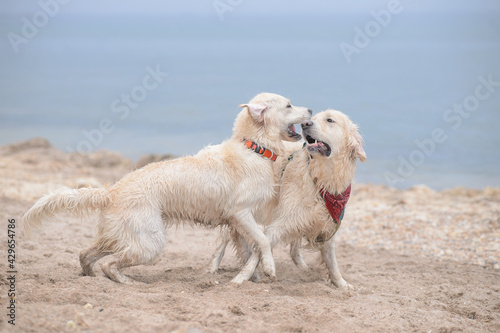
[23,93,312,284]
[233,109,366,287]
[209,141,306,276]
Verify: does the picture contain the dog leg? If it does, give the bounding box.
[80,244,111,277]
[230,251,259,285]
[232,211,275,279]
[232,232,261,282]
[101,255,137,284]
[290,240,308,270]
[320,237,352,289]
[101,213,167,284]
[209,233,229,274]
[229,230,263,284]
[264,221,286,250]
[101,249,164,285]
[230,220,287,285]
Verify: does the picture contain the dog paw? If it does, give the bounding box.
[229,275,246,286]
[332,278,353,290]
[343,283,354,290]
[267,273,277,281]
[251,271,261,283]
[80,270,96,277]
[261,257,276,278]
[206,267,218,274]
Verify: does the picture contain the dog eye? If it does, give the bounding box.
[327,118,335,123]
[286,104,292,108]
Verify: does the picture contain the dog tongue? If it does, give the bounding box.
[289,124,296,133]
[309,141,324,148]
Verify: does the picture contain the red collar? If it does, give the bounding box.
[242,139,278,161]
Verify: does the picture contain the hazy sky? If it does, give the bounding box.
[1,0,499,17]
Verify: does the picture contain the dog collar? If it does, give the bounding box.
[242,139,278,161]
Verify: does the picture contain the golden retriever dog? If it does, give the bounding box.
[23,93,312,284]
[230,109,366,287]
[208,141,305,277]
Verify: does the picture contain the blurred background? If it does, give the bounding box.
[1,0,499,189]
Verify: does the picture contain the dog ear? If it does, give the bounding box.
[352,131,366,162]
[239,103,268,123]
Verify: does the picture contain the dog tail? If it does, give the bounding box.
[23,187,110,238]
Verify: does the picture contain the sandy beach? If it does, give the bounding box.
[1,138,499,332]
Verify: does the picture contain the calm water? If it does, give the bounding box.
[1,11,499,189]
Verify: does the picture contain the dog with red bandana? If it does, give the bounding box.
[239,109,366,288]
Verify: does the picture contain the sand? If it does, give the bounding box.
[0,138,499,332]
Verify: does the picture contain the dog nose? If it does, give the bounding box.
[301,120,313,128]
[307,109,313,115]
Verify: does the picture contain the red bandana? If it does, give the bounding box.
[318,184,351,224]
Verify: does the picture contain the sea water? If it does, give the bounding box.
[0,11,499,189]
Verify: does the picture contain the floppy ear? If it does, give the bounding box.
[352,131,367,162]
[239,103,268,123]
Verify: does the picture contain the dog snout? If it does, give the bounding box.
[307,109,313,115]
[301,120,313,129]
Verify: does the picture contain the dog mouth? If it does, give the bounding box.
[304,134,331,157]
[287,124,302,140]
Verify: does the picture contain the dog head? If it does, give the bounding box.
[238,93,312,142]
[301,109,366,162]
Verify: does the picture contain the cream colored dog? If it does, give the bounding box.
[230,109,366,287]
[23,93,312,284]
[209,141,305,277]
